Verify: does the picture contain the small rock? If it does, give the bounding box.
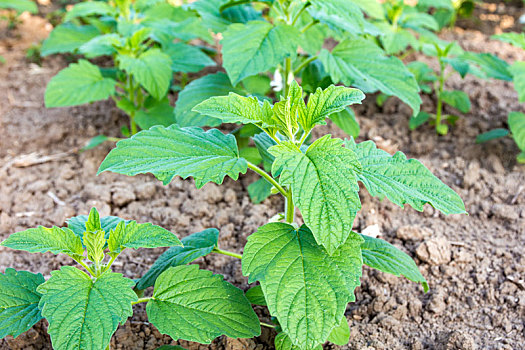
[486,154,505,174]
[463,161,480,188]
[416,237,451,265]
[362,224,381,238]
[112,187,136,206]
[224,188,237,203]
[224,337,257,350]
[396,225,432,241]
[491,203,520,221]
[135,182,157,200]
[427,291,446,314]
[444,331,476,350]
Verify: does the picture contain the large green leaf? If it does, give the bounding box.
[331,107,360,137]
[147,265,260,343]
[319,38,421,116]
[299,85,364,132]
[360,234,428,292]
[193,93,266,125]
[174,72,243,127]
[346,139,466,215]
[509,112,525,152]
[457,52,512,81]
[269,136,362,254]
[37,267,137,350]
[307,0,365,34]
[510,61,525,102]
[222,21,299,85]
[274,332,322,350]
[41,24,100,56]
[242,223,363,349]
[136,228,219,290]
[79,34,121,59]
[0,269,44,338]
[119,49,172,100]
[45,60,116,107]
[190,0,263,33]
[493,32,525,50]
[164,42,216,73]
[0,0,37,13]
[1,226,83,258]
[98,125,248,188]
[107,221,181,254]
[64,1,116,22]
[327,317,350,346]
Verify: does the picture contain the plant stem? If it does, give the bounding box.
[76,259,96,276]
[102,254,119,273]
[213,247,243,259]
[300,19,319,33]
[131,297,151,305]
[260,321,276,329]
[247,162,287,196]
[436,59,445,133]
[285,190,294,224]
[293,55,318,75]
[283,57,292,99]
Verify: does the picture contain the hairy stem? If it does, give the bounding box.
[436,59,445,133]
[300,19,319,33]
[213,247,243,259]
[247,162,287,196]
[131,297,151,305]
[285,190,295,224]
[260,321,276,329]
[283,57,292,99]
[102,254,119,273]
[76,259,96,276]
[294,55,318,75]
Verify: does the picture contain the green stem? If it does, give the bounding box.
[131,297,151,305]
[107,137,124,142]
[283,57,292,99]
[298,130,310,147]
[300,20,319,33]
[213,247,243,259]
[285,190,294,224]
[102,254,119,273]
[247,162,287,196]
[219,0,266,12]
[436,59,445,133]
[291,2,310,26]
[260,321,276,329]
[75,259,96,276]
[293,55,318,75]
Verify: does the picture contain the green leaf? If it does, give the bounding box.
[37,267,137,350]
[108,221,181,254]
[319,38,421,116]
[67,215,127,238]
[135,98,176,130]
[0,0,37,13]
[269,136,362,254]
[457,52,512,81]
[346,139,466,215]
[476,128,510,144]
[327,317,350,346]
[79,34,121,59]
[409,111,432,130]
[164,43,215,73]
[331,107,360,137]
[45,60,116,107]
[136,228,218,290]
[441,90,471,113]
[41,24,100,56]
[1,226,83,258]
[119,49,172,100]
[247,178,272,204]
[84,229,105,264]
[510,61,525,103]
[360,234,429,292]
[64,1,116,22]
[81,135,108,151]
[193,93,266,125]
[274,332,323,350]
[242,223,363,348]
[85,207,101,233]
[191,0,263,33]
[98,125,248,188]
[307,0,365,34]
[492,32,525,50]
[222,21,299,85]
[509,112,525,152]
[299,85,364,132]
[174,72,243,127]
[0,269,44,338]
[245,285,266,306]
[147,265,260,343]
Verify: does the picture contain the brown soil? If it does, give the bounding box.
[1,4,524,350]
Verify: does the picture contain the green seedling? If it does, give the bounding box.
[0,208,262,349]
[42,0,215,144]
[98,81,466,349]
[0,0,37,30]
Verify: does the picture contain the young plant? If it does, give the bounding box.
[98,81,466,349]
[42,0,215,144]
[408,34,511,134]
[476,32,525,163]
[0,208,261,349]
[0,0,37,30]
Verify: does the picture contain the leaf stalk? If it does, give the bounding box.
[213,247,243,259]
[246,162,287,196]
